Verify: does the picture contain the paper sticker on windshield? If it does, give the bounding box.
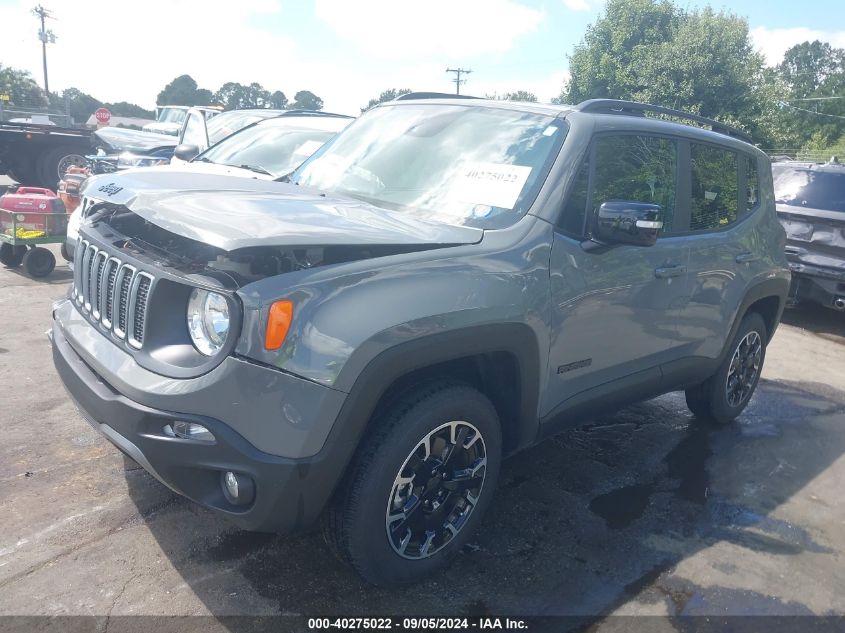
[293,139,325,157]
[452,162,532,209]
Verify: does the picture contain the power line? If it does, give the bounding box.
[790,96,845,101]
[446,68,473,95]
[779,101,845,120]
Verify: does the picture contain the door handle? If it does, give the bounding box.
[654,265,686,279]
[735,252,760,264]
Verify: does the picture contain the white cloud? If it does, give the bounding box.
[314,0,543,58]
[0,0,296,108]
[471,70,570,103]
[563,0,594,12]
[750,26,845,66]
[0,0,551,117]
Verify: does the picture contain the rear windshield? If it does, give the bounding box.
[773,164,845,212]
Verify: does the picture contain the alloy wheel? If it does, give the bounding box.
[385,421,487,560]
[725,331,762,408]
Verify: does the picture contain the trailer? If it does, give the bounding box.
[0,121,92,189]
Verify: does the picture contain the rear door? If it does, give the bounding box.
[674,142,764,361]
[543,132,690,417]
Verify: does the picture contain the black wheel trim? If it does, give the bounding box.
[385,421,487,560]
[725,331,762,408]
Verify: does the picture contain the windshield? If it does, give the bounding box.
[157,108,187,124]
[206,111,277,145]
[199,121,338,176]
[773,164,845,212]
[293,104,566,229]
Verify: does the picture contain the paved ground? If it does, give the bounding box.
[1,246,845,628]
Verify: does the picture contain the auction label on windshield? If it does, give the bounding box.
[452,162,532,210]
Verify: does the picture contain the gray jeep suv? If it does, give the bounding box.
[51,96,790,585]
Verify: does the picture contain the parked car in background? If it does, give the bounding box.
[774,158,845,311]
[143,105,222,136]
[65,111,353,254]
[53,95,789,585]
[88,126,178,174]
[170,107,291,165]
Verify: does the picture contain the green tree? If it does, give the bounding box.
[270,90,288,109]
[291,90,323,111]
[561,0,765,140]
[0,64,47,108]
[361,88,411,112]
[105,101,155,118]
[52,88,102,123]
[502,90,538,102]
[775,41,845,150]
[213,81,274,110]
[157,74,212,106]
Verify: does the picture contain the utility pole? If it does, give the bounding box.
[32,5,56,94]
[446,68,473,95]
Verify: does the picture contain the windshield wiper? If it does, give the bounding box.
[232,163,273,176]
[275,171,295,183]
[193,156,215,164]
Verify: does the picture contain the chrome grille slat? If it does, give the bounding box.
[91,251,108,319]
[100,258,120,329]
[71,243,154,349]
[114,264,136,339]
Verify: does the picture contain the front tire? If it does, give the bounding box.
[325,382,502,585]
[685,312,767,425]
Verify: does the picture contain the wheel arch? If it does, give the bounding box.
[312,323,542,518]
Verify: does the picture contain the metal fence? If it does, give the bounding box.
[0,93,73,127]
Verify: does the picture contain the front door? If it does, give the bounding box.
[543,133,689,418]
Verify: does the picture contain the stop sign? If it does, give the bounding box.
[94,107,111,124]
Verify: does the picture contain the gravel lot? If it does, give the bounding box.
[1,246,844,630]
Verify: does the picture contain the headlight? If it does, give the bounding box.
[117,152,167,168]
[187,289,230,355]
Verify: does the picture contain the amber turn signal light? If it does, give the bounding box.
[265,300,293,350]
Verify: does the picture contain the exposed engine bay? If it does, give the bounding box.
[87,204,440,287]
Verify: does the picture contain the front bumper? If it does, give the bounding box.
[51,304,349,533]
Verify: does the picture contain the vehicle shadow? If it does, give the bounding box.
[123,378,845,626]
[781,304,845,343]
[1,264,73,285]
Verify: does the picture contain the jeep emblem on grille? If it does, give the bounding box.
[97,183,123,197]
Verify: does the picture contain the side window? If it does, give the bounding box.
[690,143,738,231]
[560,161,589,237]
[181,113,206,147]
[745,154,759,213]
[591,135,678,233]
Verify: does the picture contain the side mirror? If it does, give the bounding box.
[594,201,663,247]
[173,143,200,162]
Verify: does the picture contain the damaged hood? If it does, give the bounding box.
[93,127,178,154]
[82,168,483,251]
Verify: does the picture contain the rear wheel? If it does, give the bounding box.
[22,247,56,277]
[324,382,502,585]
[37,146,86,189]
[685,312,767,425]
[0,243,26,268]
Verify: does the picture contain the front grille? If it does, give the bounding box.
[73,239,154,348]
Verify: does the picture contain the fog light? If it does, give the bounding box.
[164,421,215,443]
[222,471,255,505]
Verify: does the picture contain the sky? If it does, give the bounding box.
[0,0,844,117]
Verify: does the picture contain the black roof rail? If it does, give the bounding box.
[575,99,753,144]
[278,109,354,119]
[395,92,480,101]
